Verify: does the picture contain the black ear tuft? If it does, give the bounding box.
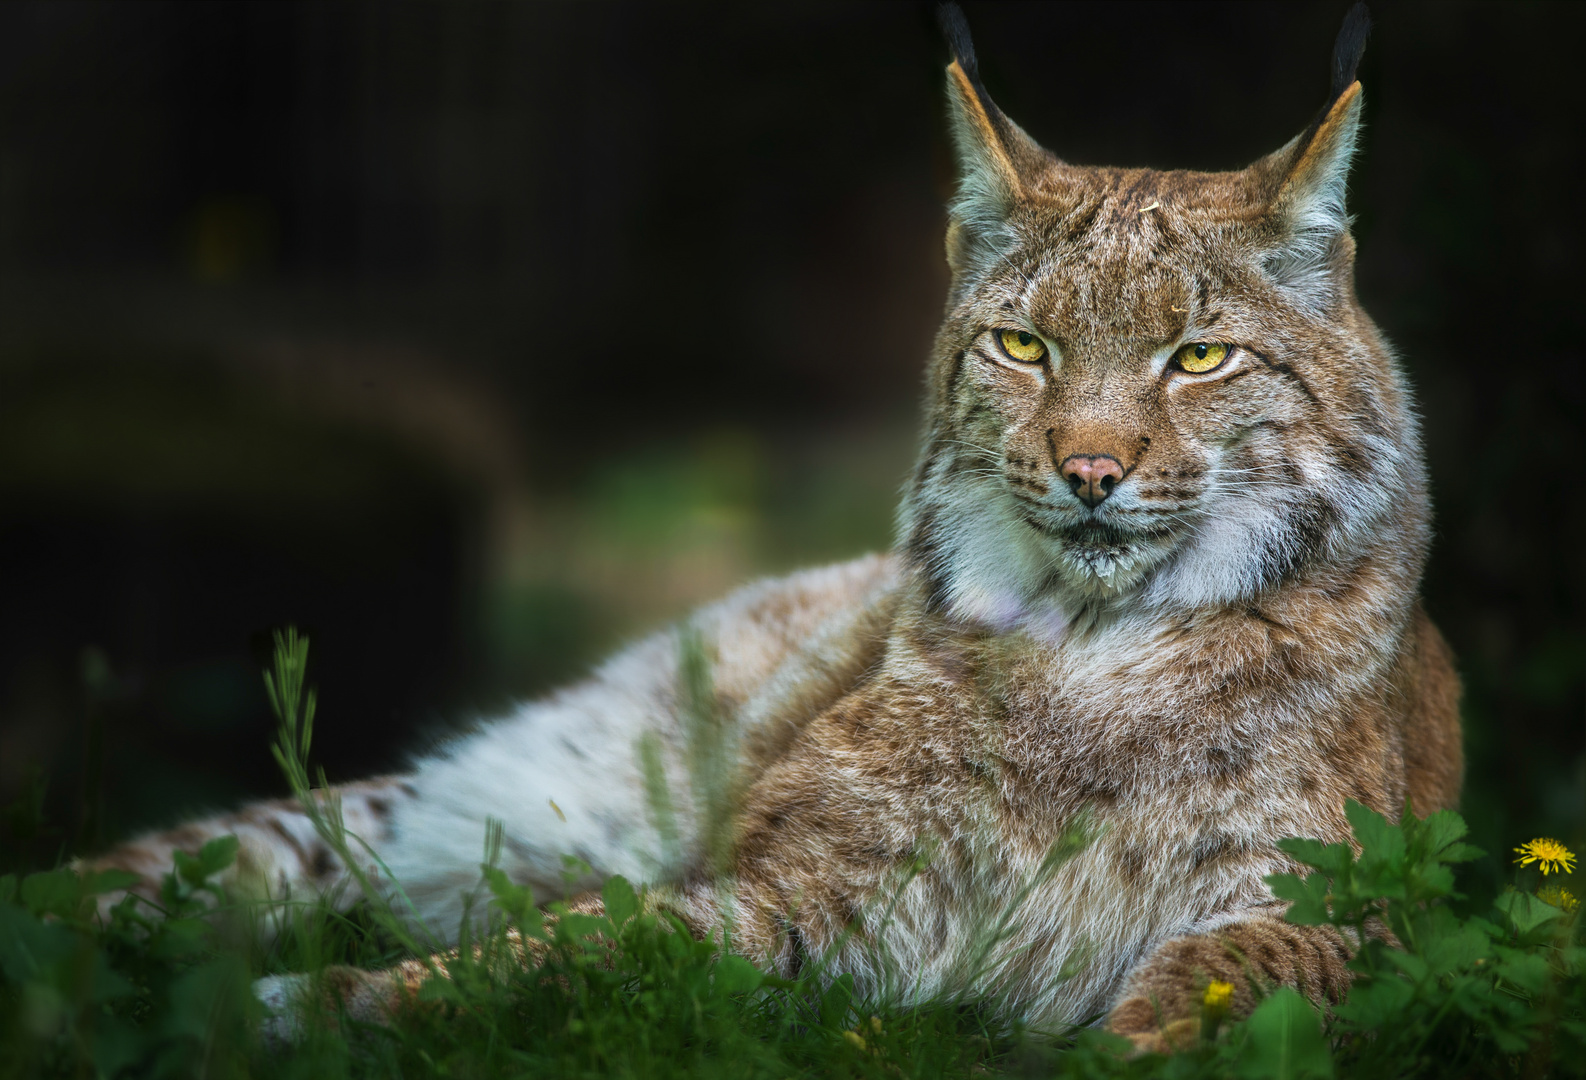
[1329,2,1371,104]
[937,2,979,81]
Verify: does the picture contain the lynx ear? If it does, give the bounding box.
[938,3,1051,276]
[1256,2,1371,305]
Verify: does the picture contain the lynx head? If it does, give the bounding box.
[901,3,1428,634]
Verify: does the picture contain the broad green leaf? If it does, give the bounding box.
[1420,915,1491,976]
[1381,949,1429,982]
[1237,988,1333,1079]
[483,865,542,938]
[1490,949,1552,995]
[150,916,212,961]
[160,955,251,1042]
[175,835,239,885]
[602,875,640,929]
[1277,838,1352,875]
[1417,808,1468,853]
[0,903,80,983]
[1345,800,1404,868]
[820,972,855,1030]
[1268,871,1333,925]
[714,954,763,995]
[82,868,140,896]
[1332,977,1413,1028]
[1494,891,1565,935]
[194,834,240,877]
[1437,843,1485,865]
[557,912,607,947]
[19,868,84,920]
[90,1016,144,1079]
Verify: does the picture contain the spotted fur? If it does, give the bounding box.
[82,3,1460,1049]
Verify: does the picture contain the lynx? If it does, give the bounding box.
[86,3,1461,1052]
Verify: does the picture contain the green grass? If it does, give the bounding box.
[3,633,1584,1079]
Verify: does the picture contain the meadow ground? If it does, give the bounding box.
[3,633,1582,1080]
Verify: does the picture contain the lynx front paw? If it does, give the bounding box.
[253,965,410,1047]
[254,972,311,1047]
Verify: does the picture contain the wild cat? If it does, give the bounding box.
[85,3,1462,1052]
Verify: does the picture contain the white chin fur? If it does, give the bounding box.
[927,483,1174,637]
[919,474,1303,624]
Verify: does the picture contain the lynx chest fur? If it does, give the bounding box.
[90,4,1462,1047]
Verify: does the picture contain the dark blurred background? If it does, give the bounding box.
[1,2,1580,885]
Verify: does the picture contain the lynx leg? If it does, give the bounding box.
[79,778,414,928]
[1104,915,1353,1053]
[254,894,608,1045]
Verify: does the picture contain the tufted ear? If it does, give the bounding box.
[1252,2,1371,306]
[938,3,1053,277]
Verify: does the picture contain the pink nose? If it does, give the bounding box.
[1060,454,1125,508]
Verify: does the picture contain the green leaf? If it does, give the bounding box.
[160,955,251,1042]
[557,912,607,948]
[1494,891,1565,935]
[1276,838,1352,875]
[1490,949,1552,995]
[602,875,640,929]
[1421,917,1491,977]
[195,834,239,876]
[713,954,763,995]
[19,868,84,920]
[1381,949,1429,982]
[82,868,140,896]
[819,972,855,1030]
[1437,843,1485,865]
[1345,800,1404,864]
[1416,808,1468,853]
[1332,977,1414,1028]
[483,865,542,937]
[1236,988,1333,1079]
[175,835,239,885]
[150,916,213,961]
[0,903,79,983]
[1269,871,1333,925]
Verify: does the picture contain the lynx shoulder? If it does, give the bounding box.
[85,2,1460,1048]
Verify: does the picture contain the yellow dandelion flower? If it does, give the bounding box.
[1513,838,1577,876]
[1538,884,1580,913]
[1203,980,1234,1013]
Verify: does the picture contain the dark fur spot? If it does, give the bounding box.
[1116,847,1148,887]
[309,845,336,880]
[1249,348,1325,412]
[1063,202,1101,243]
[1268,496,1338,581]
[1205,744,1254,780]
[267,818,309,862]
[961,756,993,783]
[1191,834,1237,870]
[783,920,806,979]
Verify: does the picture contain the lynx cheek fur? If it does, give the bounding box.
[84,3,1461,1048]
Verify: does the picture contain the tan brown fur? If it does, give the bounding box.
[86,7,1461,1051]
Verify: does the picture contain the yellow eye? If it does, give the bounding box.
[998,328,1048,364]
[1173,342,1231,374]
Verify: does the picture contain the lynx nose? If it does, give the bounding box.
[1060,454,1125,508]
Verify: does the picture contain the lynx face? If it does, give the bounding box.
[903,46,1427,632]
